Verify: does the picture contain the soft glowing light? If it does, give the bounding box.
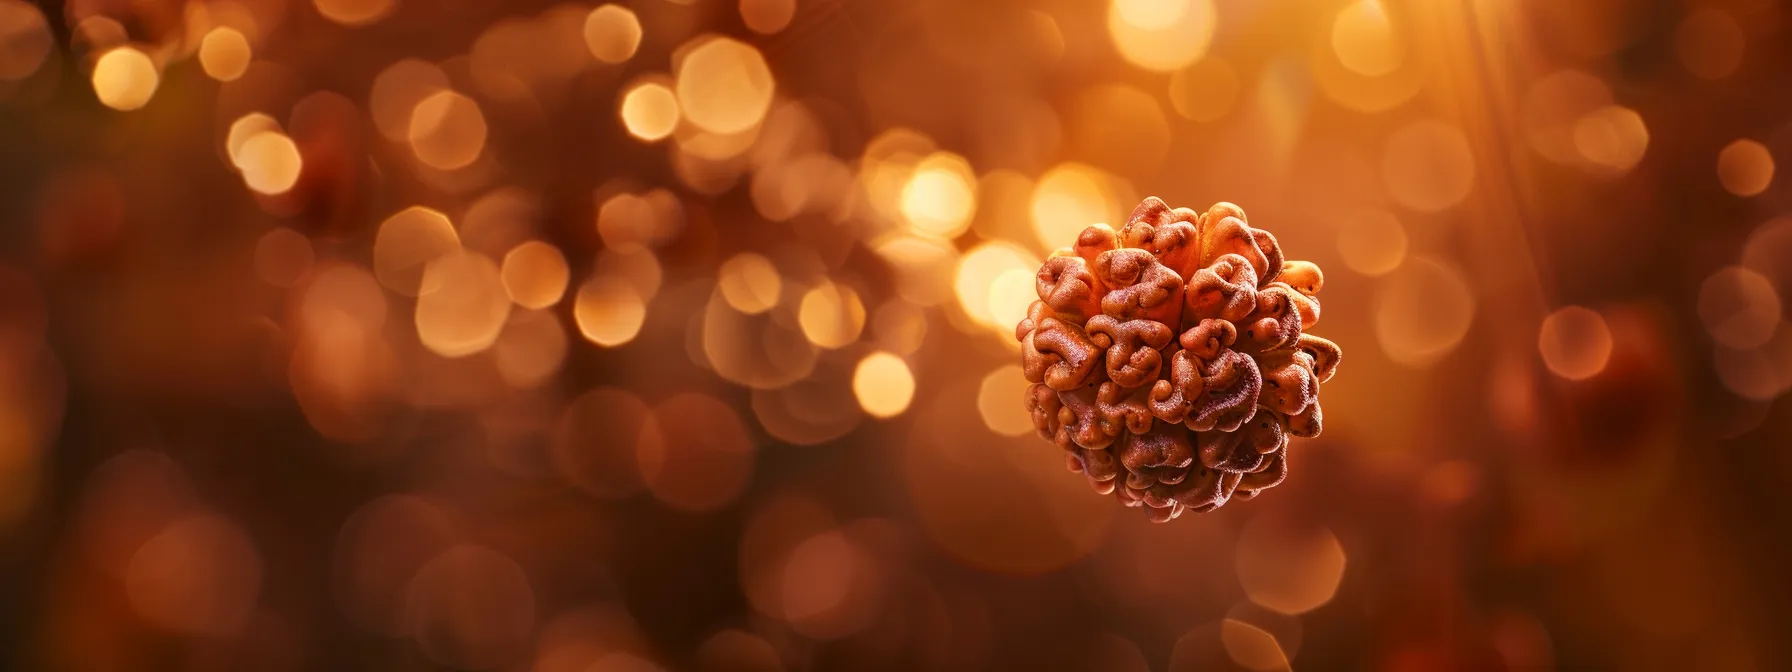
[740,0,795,34]
[127,514,261,637]
[92,47,159,111]
[1537,306,1614,381]
[620,81,680,141]
[499,241,568,309]
[1168,58,1240,122]
[1330,0,1403,77]
[1521,70,1613,165]
[638,394,755,512]
[227,114,282,167]
[574,275,646,347]
[987,267,1036,331]
[718,253,782,315]
[956,242,1039,330]
[1375,257,1476,367]
[373,206,459,296]
[596,191,678,252]
[313,0,396,27]
[1572,105,1649,174]
[1107,0,1215,72]
[409,91,487,170]
[977,365,1032,436]
[493,309,567,389]
[237,131,303,195]
[197,27,251,81]
[415,250,511,358]
[255,228,313,287]
[369,59,449,141]
[0,1,51,81]
[1235,520,1347,615]
[675,37,775,134]
[1717,139,1774,197]
[899,152,977,239]
[1699,266,1781,349]
[798,281,866,349]
[1382,120,1476,213]
[853,352,915,419]
[1221,619,1292,672]
[1676,8,1744,80]
[331,495,456,636]
[1031,163,1118,251]
[583,5,642,64]
[404,546,535,670]
[1335,209,1407,276]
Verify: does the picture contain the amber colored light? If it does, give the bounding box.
[675,37,775,134]
[236,131,303,195]
[1381,120,1476,212]
[92,47,159,111]
[1676,8,1744,80]
[373,206,460,296]
[740,0,796,35]
[853,351,914,419]
[798,281,866,349]
[408,91,487,170]
[583,5,642,64]
[574,275,646,347]
[1537,306,1614,381]
[1330,0,1403,77]
[717,253,782,315]
[254,228,314,287]
[620,81,680,141]
[1107,0,1216,72]
[314,0,396,27]
[414,250,511,358]
[198,27,251,81]
[1375,257,1477,367]
[499,241,569,309]
[0,1,52,81]
[1717,139,1774,197]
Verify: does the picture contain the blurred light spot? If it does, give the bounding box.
[332,494,456,636]
[956,242,1039,331]
[1031,163,1118,252]
[675,37,774,134]
[1521,70,1613,165]
[127,514,261,637]
[370,59,449,141]
[1742,216,1792,293]
[900,152,977,239]
[620,81,680,141]
[740,496,836,620]
[1537,306,1613,381]
[255,227,313,287]
[584,5,642,64]
[1420,459,1480,505]
[987,268,1036,332]
[853,352,914,419]
[415,250,511,357]
[1335,208,1407,276]
[1718,139,1774,196]
[1375,256,1475,367]
[552,388,652,497]
[1168,58,1240,122]
[781,529,883,639]
[718,253,782,315]
[237,131,303,195]
[1221,619,1292,671]
[494,309,567,388]
[874,235,958,306]
[0,1,51,81]
[696,629,783,671]
[374,206,459,296]
[740,0,795,35]
[1699,266,1781,349]
[405,545,535,670]
[1107,0,1215,72]
[703,283,819,389]
[500,241,568,309]
[92,47,158,111]
[1571,105,1649,175]
[1382,120,1475,212]
[799,281,866,349]
[977,365,1032,436]
[1676,8,1744,80]
[871,299,927,355]
[594,248,664,301]
[76,451,198,579]
[1715,343,1785,401]
[597,190,680,252]
[409,91,487,170]
[1235,519,1346,615]
[227,113,281,167]
[1331,0,1403,77]
[314,0,395,26]
[574,275,646,347]
[198,27,251,81]
[638,393,755,512]
[300,263,388,335]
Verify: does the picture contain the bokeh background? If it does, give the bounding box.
[2,0,1790,669]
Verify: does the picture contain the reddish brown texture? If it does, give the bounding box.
[1016,197,1342,520]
